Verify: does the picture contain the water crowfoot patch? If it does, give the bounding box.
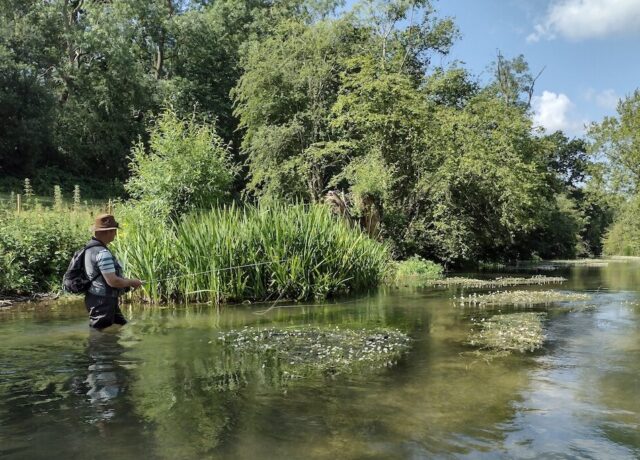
[218,327,412,378]
[552,259,611,267]
[458,290,591,307]
[426,276,566,288]
[468,312,546,353]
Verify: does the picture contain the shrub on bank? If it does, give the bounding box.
[114,204,391,304]
[0,210,90,294]
[392,255,444,281]
[603,196,640,256]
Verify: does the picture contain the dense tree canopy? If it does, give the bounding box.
[0,0,625,263]
[590,91,640,256]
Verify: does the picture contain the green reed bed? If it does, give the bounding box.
[115,204,390,304]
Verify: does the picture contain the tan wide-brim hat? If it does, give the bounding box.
[91,213,120,232]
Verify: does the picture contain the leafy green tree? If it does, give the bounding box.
[233,18,362,201]
[603,193,640,256]
[589,90,640,194]
[353,0,458,75]
[489,52,543,109]
[579,170,616,256]
[524,194,586,259]
[0,0,156,181]
[418,95,553,263]
[544,132,588,192]
[164,5,247,143]
[541,133,613,256]
[590,90,640,255]
[51,1,156,179]
[126,109,238,218]
[331,52,552,262]
[424,67,479,108]
[0,46,55,176]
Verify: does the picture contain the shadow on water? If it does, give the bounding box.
[1,260,640,459]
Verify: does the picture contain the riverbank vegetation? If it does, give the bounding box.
[114,204,390,303]
[0,189,100,295]
[391,256,444,283]
[590,90,640,256]
[0,0,637,299]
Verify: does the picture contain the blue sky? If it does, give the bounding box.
[432,0,640,137]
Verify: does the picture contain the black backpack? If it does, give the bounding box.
[62,240,105,294]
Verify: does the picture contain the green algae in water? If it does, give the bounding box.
[426,275,566,288]
[218,326,412,379]
[458,290,591,307]
[468,312,546,353]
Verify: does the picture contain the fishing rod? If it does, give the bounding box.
[150,259,290,283]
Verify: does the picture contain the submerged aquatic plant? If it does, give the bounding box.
[468,312,546,353]
[218,326,411,378]
[551,259,610,267]
[426,275,566,288]
[478,261,559,272]
[458,290,591,307]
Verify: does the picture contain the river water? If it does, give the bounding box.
[1,261,639,459]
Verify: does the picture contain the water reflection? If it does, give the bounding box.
[0,316,151,458]
[85,330,129,423]
[2,262,640,458]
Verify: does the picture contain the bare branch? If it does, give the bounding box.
[398,6,415,72]
[526,65,546,110]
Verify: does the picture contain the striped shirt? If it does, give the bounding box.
[96,249,116,274]
[84,239,122,297]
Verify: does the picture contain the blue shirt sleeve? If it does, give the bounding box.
[96,249,116,274]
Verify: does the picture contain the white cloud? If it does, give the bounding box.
[527,0,640,42]
[585,88,620,110]
[532,91,586,134]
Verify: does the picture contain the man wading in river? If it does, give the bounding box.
[83,214,142,330]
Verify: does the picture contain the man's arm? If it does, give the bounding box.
[102,272,143,289]
[97,249,143,290]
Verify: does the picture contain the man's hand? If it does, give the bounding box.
[129,279,144,290]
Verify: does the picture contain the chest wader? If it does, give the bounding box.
[84,240,128,329]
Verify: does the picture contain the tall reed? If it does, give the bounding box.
[115,204,390,304]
